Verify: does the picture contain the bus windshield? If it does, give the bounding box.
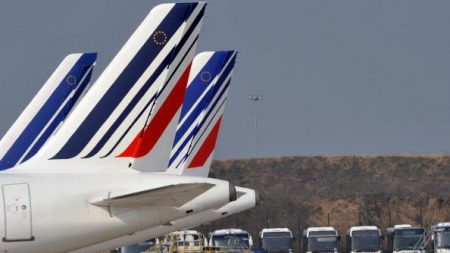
[352,230,381,251]
[262,232,292,253]
[393,229,425,250]
[212,234,250,249]
[262,235,292,253]
[436,231,450,248]
[308,236,338,252]
[352,235,381,251]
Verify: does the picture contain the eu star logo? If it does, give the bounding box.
[153,31,168,46]
[200,71,212,83]
[66,75,77,86]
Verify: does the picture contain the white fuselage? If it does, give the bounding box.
[73,187,257,252]
[0,172,232,253]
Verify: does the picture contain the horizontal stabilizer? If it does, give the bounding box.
[90,183,213,208]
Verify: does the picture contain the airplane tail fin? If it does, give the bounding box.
[166,50,238,177]
[31,3,205,171]
[114,3,206,171]
[0,53,97,170]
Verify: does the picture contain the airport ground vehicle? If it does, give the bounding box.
[208,229,253,252]
[119,238,157,253]
[303,227,339,253]
[260,228,294,253]
[386,225,426,253]
[432,223,450,253]
[346,226,382,253]
[163,230,207,253]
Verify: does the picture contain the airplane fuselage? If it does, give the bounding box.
[0,172,231,253]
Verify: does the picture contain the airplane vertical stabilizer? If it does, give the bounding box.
[30,3,206,171]
[0,53,97,170]
[165,50,237,177]
[118,3,206,172]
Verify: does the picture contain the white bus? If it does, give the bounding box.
[260,228,294,253]
[303,227,339,253]
[346,226,382,253]
[209,229,253,252]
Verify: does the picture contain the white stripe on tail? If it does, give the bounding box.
[0,53,96,170]
[119,3,206,172]
[165,50,238,177]
[22,3,206,173]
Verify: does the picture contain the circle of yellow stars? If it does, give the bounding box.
[200,71,212,83]
[153,31,168,46]
[66,75,77,86]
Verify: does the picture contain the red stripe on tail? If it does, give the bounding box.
[119,63,192,158]
[188,116,222,168]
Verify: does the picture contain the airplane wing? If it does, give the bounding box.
[90,183,214,208]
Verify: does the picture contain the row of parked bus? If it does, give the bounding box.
[303,223,450,253]
[118,222,450,253]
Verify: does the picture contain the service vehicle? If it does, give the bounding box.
[164,230,207,253]
[346,226,382,253]
[260,228,294,253]
[432,223,450,253]
[303,227,339,253]
[386,225,425,253]
[209,229,253,252]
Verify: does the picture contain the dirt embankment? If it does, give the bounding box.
[197,155,450,251]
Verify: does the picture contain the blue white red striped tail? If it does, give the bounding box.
[32,3,206,171]
[166,50,237,177]
[122,3,206,172]
[0,53,97,170]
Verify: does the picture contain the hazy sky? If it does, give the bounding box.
[1,0,450,159]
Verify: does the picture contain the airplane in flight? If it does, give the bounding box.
[0,2,256,253]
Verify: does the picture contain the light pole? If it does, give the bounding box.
[248,95,262,158]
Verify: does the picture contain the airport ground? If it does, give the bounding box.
[106,155,450,253]
[197,155,450,252]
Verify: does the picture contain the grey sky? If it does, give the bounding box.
[1,0,450,159]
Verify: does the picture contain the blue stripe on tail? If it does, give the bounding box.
[83,4,205,159]
[52,3,198,160]
[21,66,95,163]
[0,53,97,170]
[168,51,235,167]
[174,52,233,145]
